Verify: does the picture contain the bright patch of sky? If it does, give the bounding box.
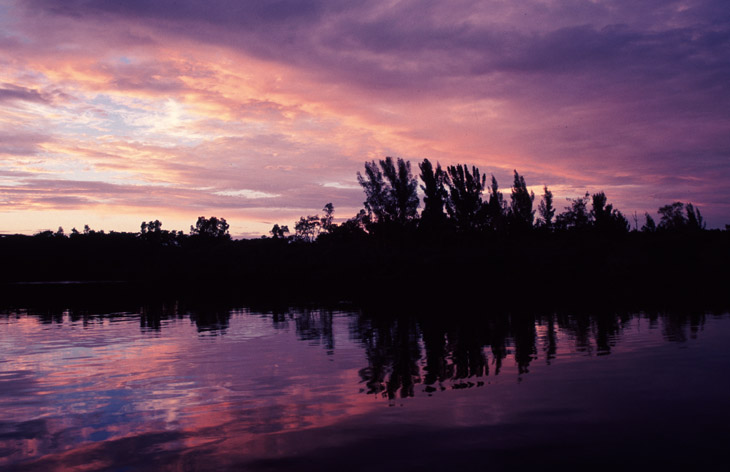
[20,152,147,186]
[322,182,360,190]
[86,96,209,146]
[214,189,280,199]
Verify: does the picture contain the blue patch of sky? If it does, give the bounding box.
[53,94,164,143]
[0,3,11,29]
[80,95,206,147]
[87,95,144,136]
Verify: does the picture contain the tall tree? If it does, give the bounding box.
[486,175,506,232]
[190,216,230,240]
[555,193,592,230]
[657,202,686,230]
[591,192,629,233]
[641,213,657,232]
[357,157,419,226]
[357,160,389,223]
[321,203,335,233]
[537,186,555,230]
[383,157,419,224]
[418,159,448,228]
[294,215,321,242]
[269,224,289,239]
[444,164,487,232]
[657,202,705,231]
[685,203,705,230]
[140,219,181,245]
[508,170,535,231]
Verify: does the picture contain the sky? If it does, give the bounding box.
[1,0,729,237]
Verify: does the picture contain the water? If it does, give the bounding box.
[1,303,729,471]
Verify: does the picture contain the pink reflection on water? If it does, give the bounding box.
[2,309,728,471]
[0,311,386,469]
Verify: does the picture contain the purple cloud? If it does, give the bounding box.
[4,0,729,229]
[0,84,49,104]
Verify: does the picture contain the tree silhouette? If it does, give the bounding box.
[141,220,162,234]
[657,202,705,231]
[34,229,55,238]
[418,159,448,229]
[508,170,535,231]
[269,224,289,239]
[325,209,368,240]
[685,203,705,230]
[641,213,657,232]
[190,216,230,240]
[320,203,335,233]
[444,164,487,232]
[537,186,555,230]
[384,157,419,224]
[140,219,182,245]
[357,160,389,223]
[657,202,685,230]
[591,192,629,233]
[357,157,419,226]
[295,215,321,242]
[486,175,506,232]
[556,193,591,230]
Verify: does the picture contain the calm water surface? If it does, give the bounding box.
[1,303,729,471]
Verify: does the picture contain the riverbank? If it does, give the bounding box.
[2,230,728,311]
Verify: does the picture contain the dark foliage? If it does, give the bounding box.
[190,216,230,240]
[1,157,727,309]
[658,202,705,231]
[507,170,535,232]
[537,186,555,230]
[418,159,448,230]
[269,224,289,239]
[485,175,506,233]
[591,192,629,234]
[357,156,419,229]
[443,164,487,232]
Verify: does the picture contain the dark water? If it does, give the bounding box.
[1,303,729,471]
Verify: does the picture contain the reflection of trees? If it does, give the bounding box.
[539,314,558,365]
[511,314,537,374]
[183,301,233,334]
[659,310,706,343]
[139,302,183,331]
[2,296,722,400]
[356,315,422,399]
[449,320,489,379]
[592,312,627,355]
[353,312,537,397]
[421,318,451,388]
[293,309,335,352]
[486,315,509,375]
[553,311,633,356]
[348,309,720,399]
[251,306,337,352]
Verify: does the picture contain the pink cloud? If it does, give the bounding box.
[0,0,728,231]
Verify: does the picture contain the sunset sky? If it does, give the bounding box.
[1,0,729,237]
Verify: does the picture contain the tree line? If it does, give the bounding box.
[3,155,727,307]
[19,156,714,245]
[27,215,232,246]
[271,157,710,242]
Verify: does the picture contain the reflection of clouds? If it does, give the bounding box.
[0,310,384,468]
[1,307,726,469]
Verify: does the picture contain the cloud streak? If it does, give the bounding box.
[1,0,728,233]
